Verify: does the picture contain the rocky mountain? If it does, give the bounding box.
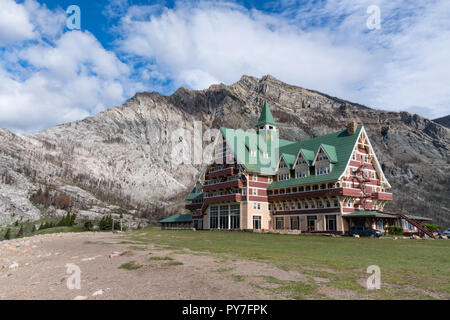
[433,115,450,129]
[0,75,449,227]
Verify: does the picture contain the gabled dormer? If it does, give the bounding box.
[313,144,337,175]
[293,148,313,178]
[276,155,291,181]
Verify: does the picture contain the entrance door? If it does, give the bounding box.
[253,216,262,230]
[307,216,317,232]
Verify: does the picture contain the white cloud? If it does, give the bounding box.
[0,1,134,133]
[0,0,35,45]
[116,0,450,119]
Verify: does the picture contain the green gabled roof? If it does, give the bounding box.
[343,211,432,221]
[319,144,337,163]
[343,211,396,218]
[405,215,432,221]
[268,125,362,189]
[257,101,277,127]
[185,188,203,201]
[297,148,315,165]
[280,153,297,168]
[160,213,192,223]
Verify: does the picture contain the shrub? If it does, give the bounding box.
[99,215,115,231]
[4,228,11,240]
[424,224,443,233]
[385,226,403,235]
[84,220,94,231]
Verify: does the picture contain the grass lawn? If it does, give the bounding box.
[124,228,450,300]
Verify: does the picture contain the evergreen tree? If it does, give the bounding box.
[70,212,77,226]
[4,228,11,240]
[16,225,23,238]
[14,220,19,227]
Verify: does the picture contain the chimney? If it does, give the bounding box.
[347,120,358,135]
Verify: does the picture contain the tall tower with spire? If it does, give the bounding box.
[257,101,277,135]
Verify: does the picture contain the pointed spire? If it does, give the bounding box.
[257,101,277,127]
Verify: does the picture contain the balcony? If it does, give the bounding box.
[203,179,244,192]
[373,192,393,201]
[269,187,357,201]
[206,167,237,179]
[185,203,202,211]
[203,194,242,205]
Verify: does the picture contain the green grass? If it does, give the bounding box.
[123,228,450,299]
[119,261,142,270]
[164,261,184,266]
[31,226,85,235]
[149,256,174,261]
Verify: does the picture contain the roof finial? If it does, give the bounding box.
[257,100,277,127]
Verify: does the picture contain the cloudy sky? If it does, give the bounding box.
[0,0,449,132]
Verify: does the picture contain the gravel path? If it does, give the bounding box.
[0,232,284,300]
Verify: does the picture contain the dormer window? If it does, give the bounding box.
[250,149,257,157]
[316,166,330,175]
[352,152,356,160]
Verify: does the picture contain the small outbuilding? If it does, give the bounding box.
[160,213,193,230]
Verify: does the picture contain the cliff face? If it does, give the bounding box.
[433,115,450,129]
[0,75,448,226]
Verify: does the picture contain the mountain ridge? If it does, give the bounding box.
[0,74,448,227]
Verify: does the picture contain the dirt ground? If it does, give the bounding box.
[0,232,318,300]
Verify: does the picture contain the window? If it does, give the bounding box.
[326,215,337,231]
[291,202,296,210]
[210,206,218,229]
[252,188,257,196]
[376,220,383,230]
[278,173,289,181]
[252,175,257,181]
[311,201,316,209]
[347,200,353,207]
[253,202,261,210]
[253,216,261,230]
[219,205,229,229]
[242,188,247,196]
[318,201,323,208]
[334,199,339,207]
[230,204,240,229]
[290,216,300,230]
[297,201,302,209]
[304,201,309,209]
[307,216,317,231]
[276,217,284,230]
[268,177,273,183]
[352,152,356,160]
[326,200,331,208]
[371,172,375,179]
[296,170,309,178]
[250,149,257,157]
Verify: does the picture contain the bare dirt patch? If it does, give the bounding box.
[0,232,373,300]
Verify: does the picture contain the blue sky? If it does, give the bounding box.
[0,0,449,132]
